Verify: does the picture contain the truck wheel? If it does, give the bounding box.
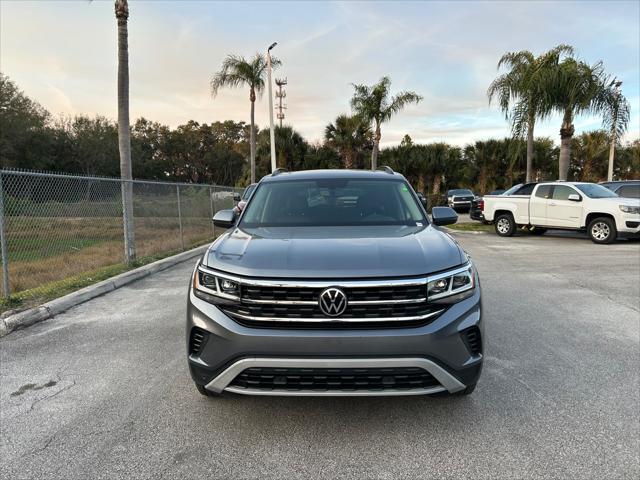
[588,217,616,244]
[495,214,516,237]
[530,227,547,235]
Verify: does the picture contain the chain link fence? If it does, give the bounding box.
[0,169,242,305]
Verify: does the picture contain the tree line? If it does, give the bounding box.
[1,72,638,197]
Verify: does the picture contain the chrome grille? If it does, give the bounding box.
[204,271,445,327]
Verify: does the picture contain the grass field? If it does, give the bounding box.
[0,215,216,313]
[445,222,495,232]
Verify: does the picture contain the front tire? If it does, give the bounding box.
[588,217,616,244]
[495,213,516,237]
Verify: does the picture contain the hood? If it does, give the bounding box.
[204,225,465,279]
[592,197,640,207]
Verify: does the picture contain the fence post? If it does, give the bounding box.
[0,172,10,298]
[209,186,215,237]
[176,185,184,251]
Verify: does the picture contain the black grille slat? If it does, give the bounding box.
[189,327,208,355]
[229,367,440,391]
[242,285,426,303]
[462,327,482,356]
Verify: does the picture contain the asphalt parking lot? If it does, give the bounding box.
[1,231,639,479]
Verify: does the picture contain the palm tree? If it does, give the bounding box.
[549,58,630,180]
[211,53,281,183]
[350,76,422,170]
[571,131,610,182]
[273,126,307,171]
[487,45,573,183]
[115,0,135,262]
[324,114,372,169]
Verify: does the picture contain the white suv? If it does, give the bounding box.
[482,182,640,244]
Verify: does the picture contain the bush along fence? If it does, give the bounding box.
[0,169,242,306]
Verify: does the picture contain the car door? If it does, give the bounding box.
[529,185,552,225]
[546,185,583,228]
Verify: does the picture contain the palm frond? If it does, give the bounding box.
[210,52,280,98]
[383,91,422,120]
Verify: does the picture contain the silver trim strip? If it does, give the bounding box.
[205,357,466,395]
[223,308,444,323]
[241,297,426,306]
[198,262,471,289]
[224,385,445,396]
[198,264,430,288]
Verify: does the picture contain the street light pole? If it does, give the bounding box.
[267,42,277,173]
[607,80,622,182]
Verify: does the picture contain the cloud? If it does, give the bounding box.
[1,0,638,148]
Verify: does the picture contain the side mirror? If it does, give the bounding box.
[213,209,236,229]
[568,193,581,202]
[431,206,458,226]
[233,192,241,202]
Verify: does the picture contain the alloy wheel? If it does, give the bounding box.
[497,218,510,234]
[591,222,610,241]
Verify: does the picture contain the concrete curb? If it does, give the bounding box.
[0,245,209,338]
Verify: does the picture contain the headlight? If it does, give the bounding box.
[619,205,640,214]
[193,265,240,303]
[427,264,475,301]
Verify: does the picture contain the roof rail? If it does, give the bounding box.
[377,166,394,175]
[272,168,288,176]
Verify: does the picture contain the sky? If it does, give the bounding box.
[1,0,639,147]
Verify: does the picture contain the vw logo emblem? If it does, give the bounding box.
[318,287,348,317]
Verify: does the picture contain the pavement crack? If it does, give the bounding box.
[16,432,57,460]
[27,376,77,412]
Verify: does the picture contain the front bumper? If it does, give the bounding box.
[617,214,640,235]
[186,280,483,396]
[449,201,472,210]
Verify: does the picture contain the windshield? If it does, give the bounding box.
[242,184,256,200]
[575,184,619,199]
[502,184,523,195]
[240,178,427,227]
[448,189,473,196]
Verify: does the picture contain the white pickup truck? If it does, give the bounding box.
[482,181,640,244]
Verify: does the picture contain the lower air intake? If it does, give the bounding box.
[462,327,482,356]
[189,327,208,356]
[229,367,440,391]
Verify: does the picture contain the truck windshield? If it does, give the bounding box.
[240,178,427,227]
[502,184,522,195]
[448,189,473,196]
[575,184,619,199]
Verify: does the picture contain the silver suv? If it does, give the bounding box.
[187,169,483,397]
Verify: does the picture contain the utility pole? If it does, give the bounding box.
[267,42,277,173]
[607,79,622,182]
[275,78,287,127]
